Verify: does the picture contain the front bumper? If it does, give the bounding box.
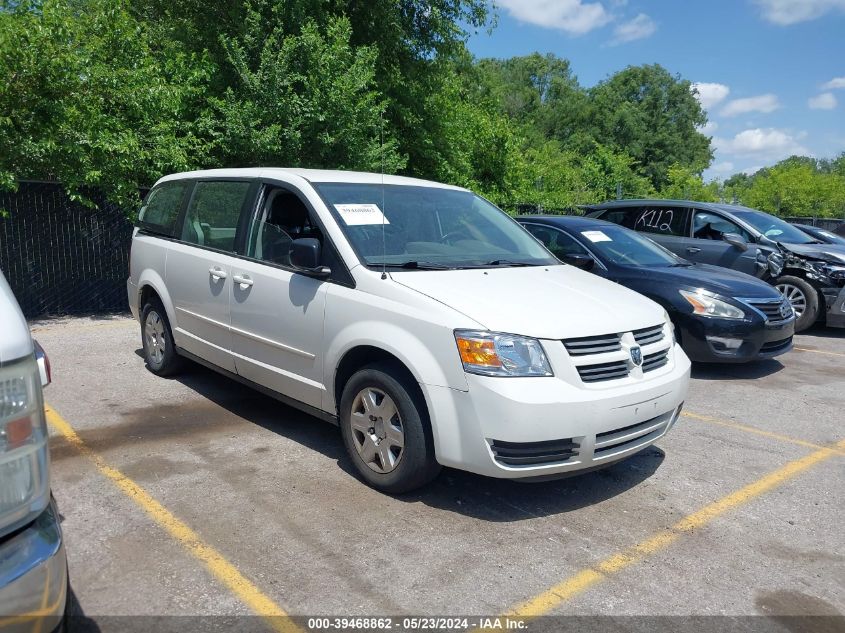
[0,499,67,632]
[677,312,795,363]
[424,343,690,479]
[821,286,845,328]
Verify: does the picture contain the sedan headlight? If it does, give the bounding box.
[0,354,50,538]
[454,330,553,377]
[679,290,745,319]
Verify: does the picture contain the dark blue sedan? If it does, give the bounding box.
[518,215,796,363]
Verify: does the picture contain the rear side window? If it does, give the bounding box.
[137,181,190,235]
[525,224,588,259]
[180,181,252,252]
[631,206,691,237]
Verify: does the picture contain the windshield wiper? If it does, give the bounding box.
[483,259,535,267]
[376,261,453,270]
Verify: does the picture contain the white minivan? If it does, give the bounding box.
[128,169,691,492]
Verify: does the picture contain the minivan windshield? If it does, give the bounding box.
[315,184,557,268]
[729,209,816,244]
[577,225,683,267]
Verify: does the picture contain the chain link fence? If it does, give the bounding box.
[783,217,845,232]
[0,181,138,317]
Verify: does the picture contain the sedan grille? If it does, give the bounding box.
[490,438,580,466]
[633,324,664,346]
[563,333,621,356]
[744,298,793,324]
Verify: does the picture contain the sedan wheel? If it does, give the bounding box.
[776,282,806,318]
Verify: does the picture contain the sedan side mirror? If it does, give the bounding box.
[561,253,595,271]
[290,238,331,277]
[723,233,748,252]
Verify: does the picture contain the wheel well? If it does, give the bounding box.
[138,285,161,313]
[333,346,426,417]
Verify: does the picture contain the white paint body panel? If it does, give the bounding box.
[129,168,691,480]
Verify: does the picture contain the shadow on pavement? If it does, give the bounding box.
[145,357,667,522]
[691,359,784,381]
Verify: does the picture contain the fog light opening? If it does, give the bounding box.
[707,336,743,352]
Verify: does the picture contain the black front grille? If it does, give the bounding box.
[746,299,793,324]
[490,438,580,466]
[577,360,629,382]
[761,336,793,353]
[563,333,621,356]
[633,324,664,346]
[642,349,669,372]
[594,412,672,457]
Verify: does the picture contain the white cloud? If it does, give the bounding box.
[692,82,730,110]
[495,0,612,34]
[754,0,845,25]
[808,92,838,110]
[700,121,719,135]
[610,13,656,44]
[743,165,765,175]
[822,77,845,89]
[714,128,810,161]
[720,94,780,117]
[710,161,735,174]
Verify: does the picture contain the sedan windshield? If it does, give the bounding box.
[578,225,683,267]
[314,183,557,268]
[730,209,816,244]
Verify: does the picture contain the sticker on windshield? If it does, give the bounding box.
[334,203,390,226]
[581,230,612,243]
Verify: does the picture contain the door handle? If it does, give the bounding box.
[686,247,701,254]
[232,274,254,287]
[208,267,227,280]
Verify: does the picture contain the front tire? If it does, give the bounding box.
[339,364,440,493]
[141,298,182,376]
[775,276,820,333]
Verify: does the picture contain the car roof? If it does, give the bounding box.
[583,199,763,216]
[516,214,618,231]
[0,269,33,363]
[156,168,467,191]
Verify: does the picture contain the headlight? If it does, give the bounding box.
[454,330,553,377]
[0,355,50,538]
[679,290,745,319]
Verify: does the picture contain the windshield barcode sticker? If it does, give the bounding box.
[581,230,612,243]
[335,204,390,226]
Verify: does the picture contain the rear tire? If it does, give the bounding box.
[775,275,819,333]
[339,363,440,493]
[141,298,183,376]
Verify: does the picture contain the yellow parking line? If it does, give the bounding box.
[794,346,845,358]
[45,404,301,633]
[682,411,845,455]
[502,439,844,618]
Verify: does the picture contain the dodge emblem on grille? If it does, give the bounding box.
[630,345,643,367]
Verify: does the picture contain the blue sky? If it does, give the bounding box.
[465,0,845,180]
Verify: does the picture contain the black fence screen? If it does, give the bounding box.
[0,181,137,317]
[784,216,845,232]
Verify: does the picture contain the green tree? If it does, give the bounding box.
[587,64,712,190]
[205,16,404,172]
[659,164,719,202]
[0,0,209,206]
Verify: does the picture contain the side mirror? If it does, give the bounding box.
[723,232,748,252]
[290,238,331,277]
[562,253,595,271]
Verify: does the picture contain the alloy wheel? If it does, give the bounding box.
[776,283,806,318]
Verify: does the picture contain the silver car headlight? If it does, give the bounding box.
[0,355,50,538]
[679,290,745,319]
[454,330,553,377]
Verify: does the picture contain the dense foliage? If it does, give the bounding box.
[1,0,843,218]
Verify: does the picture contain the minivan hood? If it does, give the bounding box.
[391,265,665,339]
[0,271,33,364]
[620,263,782,299]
